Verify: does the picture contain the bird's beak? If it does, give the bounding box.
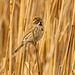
[38,22,41,25]
[38,22,43,26]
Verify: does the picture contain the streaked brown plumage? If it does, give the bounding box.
[12,17,44,54]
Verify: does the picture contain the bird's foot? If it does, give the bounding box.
[33,42,36,46]
[34,49,38,53]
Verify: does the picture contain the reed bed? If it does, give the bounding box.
[0,0,75,75]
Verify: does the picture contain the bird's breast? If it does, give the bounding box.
[34,26,44,41]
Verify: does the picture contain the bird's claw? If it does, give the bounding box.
[34,49,38,53]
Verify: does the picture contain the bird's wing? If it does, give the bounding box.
[22,25,34,40]
[28,24,38,31]
[22,24,38,41]
[28,25,34,32]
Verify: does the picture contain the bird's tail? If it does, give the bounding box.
[12,43,24,54]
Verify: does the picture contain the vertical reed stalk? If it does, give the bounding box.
[9,0,13,74]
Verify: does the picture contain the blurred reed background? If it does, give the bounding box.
[0,0,75,75]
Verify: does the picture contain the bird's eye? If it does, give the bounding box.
[35,20,39,24]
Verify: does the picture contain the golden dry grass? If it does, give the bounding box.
[0,0,75,75]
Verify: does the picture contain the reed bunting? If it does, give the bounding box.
[12,17,44,54]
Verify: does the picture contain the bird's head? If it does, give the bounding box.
[33,17,43,26]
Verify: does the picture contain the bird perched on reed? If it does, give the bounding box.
[12,17,44,54]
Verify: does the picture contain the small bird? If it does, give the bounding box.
[12,17,44,54]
